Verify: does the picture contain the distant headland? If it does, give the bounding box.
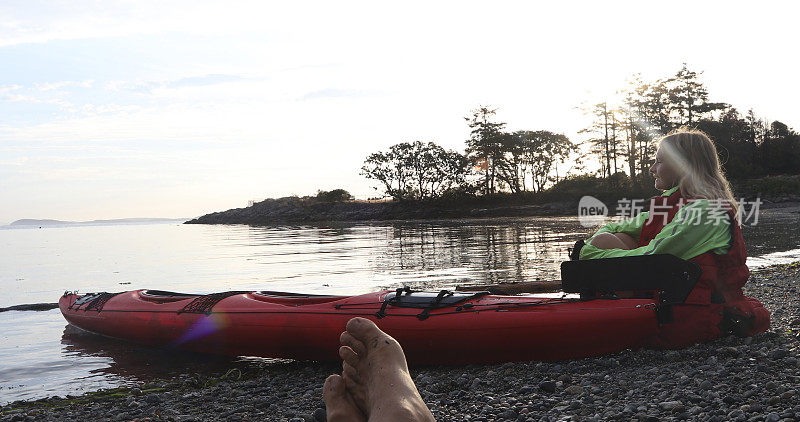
[9,218,189,227]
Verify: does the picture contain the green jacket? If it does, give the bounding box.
[579,186,732,261]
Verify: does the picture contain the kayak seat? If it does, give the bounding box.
[560,254,702,304]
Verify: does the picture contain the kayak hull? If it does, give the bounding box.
[60,290,659,364]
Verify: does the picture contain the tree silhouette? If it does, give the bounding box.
[465,106,507,194]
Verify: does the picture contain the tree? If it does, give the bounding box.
[316,189,354,202]
[665,63,727,126]
[361,141,469,200]
[465,106,508,194]
[759,121,800,175]
[696,108,761,178]
[579,102,622,179]
[492,132,527,193]
[517,130,574,193]
[361,149,410,199]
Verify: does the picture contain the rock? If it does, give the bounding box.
[780,390,795,399]
[312,408,325,421]
[723,394,740,405]
[538,381,556,393]
[497,409,517,419]
[764,412,780,422]
[728,409,744,419]
[769,349,789,360]
[720,346,740,357]
[564,385,584,395]
[144,393,162,404]
[659,401,685,412]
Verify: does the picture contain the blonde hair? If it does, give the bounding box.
[657,127,739,220]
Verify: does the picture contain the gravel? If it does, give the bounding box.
[2,261,798,421]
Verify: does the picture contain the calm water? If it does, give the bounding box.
[1,215,799,404]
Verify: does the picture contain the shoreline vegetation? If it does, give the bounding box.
[2,261,798,421]
[185,175,800,225]
[188,65,800,227]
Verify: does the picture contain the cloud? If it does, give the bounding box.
[104,74,247,94]
[299,88,374,101]
[0,85,21,93]
[167,74,246,89]
[34,80,94,91]
[1,92,72,107]
[0,156,29,166]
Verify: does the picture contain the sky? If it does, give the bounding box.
[1,1,799,224]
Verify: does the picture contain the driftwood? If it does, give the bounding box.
[456,281,562,295]
[0,303,59,313]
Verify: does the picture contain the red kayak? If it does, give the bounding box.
[59,288,659,364]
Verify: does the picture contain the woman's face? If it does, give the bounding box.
[649,147,679,190]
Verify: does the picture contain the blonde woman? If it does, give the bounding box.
[573,128,769,347]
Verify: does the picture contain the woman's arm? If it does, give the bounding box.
[579,200,732,261]
[587,210,649,243]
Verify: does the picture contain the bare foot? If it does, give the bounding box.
[323,374,367,422]
[338,317,435,422]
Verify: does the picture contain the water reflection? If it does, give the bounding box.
[366,219,590,289]
[60,325,239,383]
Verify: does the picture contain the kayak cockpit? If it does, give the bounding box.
[139,290,201,303]
[248,291,347,305]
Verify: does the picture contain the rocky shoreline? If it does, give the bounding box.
[2,262,799,422]
[185,195,800,226]
[184,198,578,226]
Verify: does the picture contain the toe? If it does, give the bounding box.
[345,317,385,346]
[323,374,344,400]
[339,345,360,368]
[323,374,367,422]
[342,361,359,381]
[340,331,367,356]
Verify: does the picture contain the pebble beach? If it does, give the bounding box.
[2,261,798,422]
